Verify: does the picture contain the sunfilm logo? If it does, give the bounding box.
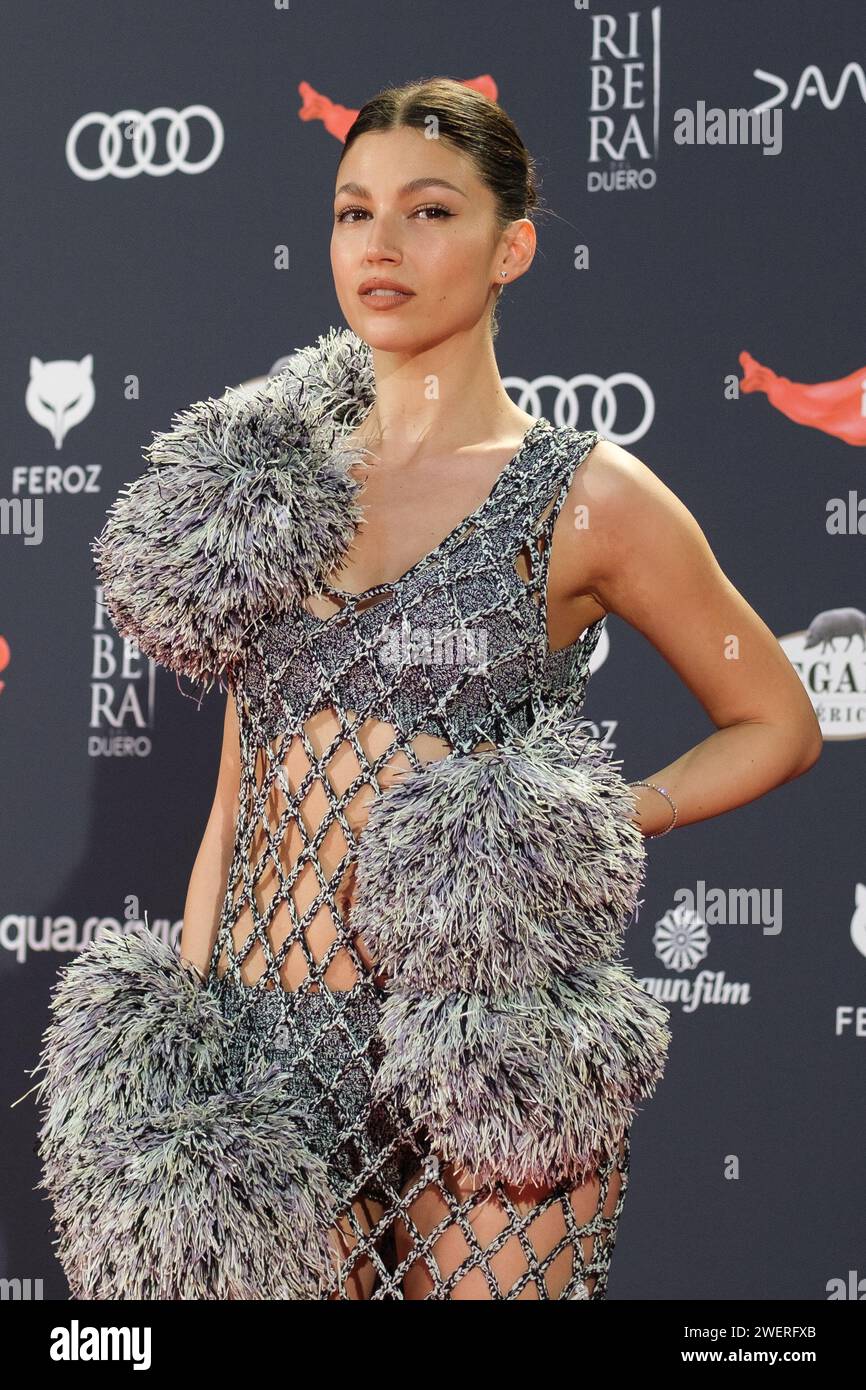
[641,899,752,1013]
[90,586,157,757]
[587,5,662,191]
[781,607,866,741]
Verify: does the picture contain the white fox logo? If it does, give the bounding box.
[851,883,866,959]
[26,354,95,448]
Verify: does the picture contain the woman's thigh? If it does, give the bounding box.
[325,1193,387,1300]
[393,1135,630,1300]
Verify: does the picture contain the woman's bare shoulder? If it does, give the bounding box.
[563,435,701,558]
[577,435,668,506]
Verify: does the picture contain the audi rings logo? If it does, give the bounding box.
[66,106,224,180]
[501,373,655,446]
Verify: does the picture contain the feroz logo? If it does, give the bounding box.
[851,885,866,960]
[26,355,95,449]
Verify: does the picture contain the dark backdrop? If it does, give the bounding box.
[2,0,864,1301]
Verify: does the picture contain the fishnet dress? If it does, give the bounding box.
[204,417,629,1300]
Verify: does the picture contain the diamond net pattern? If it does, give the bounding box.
[204,421,625,1299]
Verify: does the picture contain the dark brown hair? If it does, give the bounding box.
[339,77,541,339]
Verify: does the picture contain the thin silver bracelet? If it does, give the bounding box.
[629,780,678,838]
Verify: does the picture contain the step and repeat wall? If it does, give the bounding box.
[3,0,863,1300]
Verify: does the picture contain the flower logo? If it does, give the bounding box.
[653,905,710,972]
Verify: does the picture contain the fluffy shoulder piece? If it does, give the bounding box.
[14,926,342,1299]
[90,326,376,692]
[349,702,670,1187]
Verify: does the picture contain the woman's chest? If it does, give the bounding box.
[237,529,554,745]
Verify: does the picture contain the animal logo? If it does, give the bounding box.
[802,607,866,653]
[26,355,95,449]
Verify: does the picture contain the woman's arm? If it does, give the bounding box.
[565,439,823,837]
[179,688,242,977]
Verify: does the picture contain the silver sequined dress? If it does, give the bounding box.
[203,415,631,1300]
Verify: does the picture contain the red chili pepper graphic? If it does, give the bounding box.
[739,350,866,445]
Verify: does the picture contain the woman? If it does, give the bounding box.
[26,78,821,1301]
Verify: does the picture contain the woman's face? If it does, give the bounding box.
[331,125,531,350]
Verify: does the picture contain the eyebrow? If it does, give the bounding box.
[334,176,467,200]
